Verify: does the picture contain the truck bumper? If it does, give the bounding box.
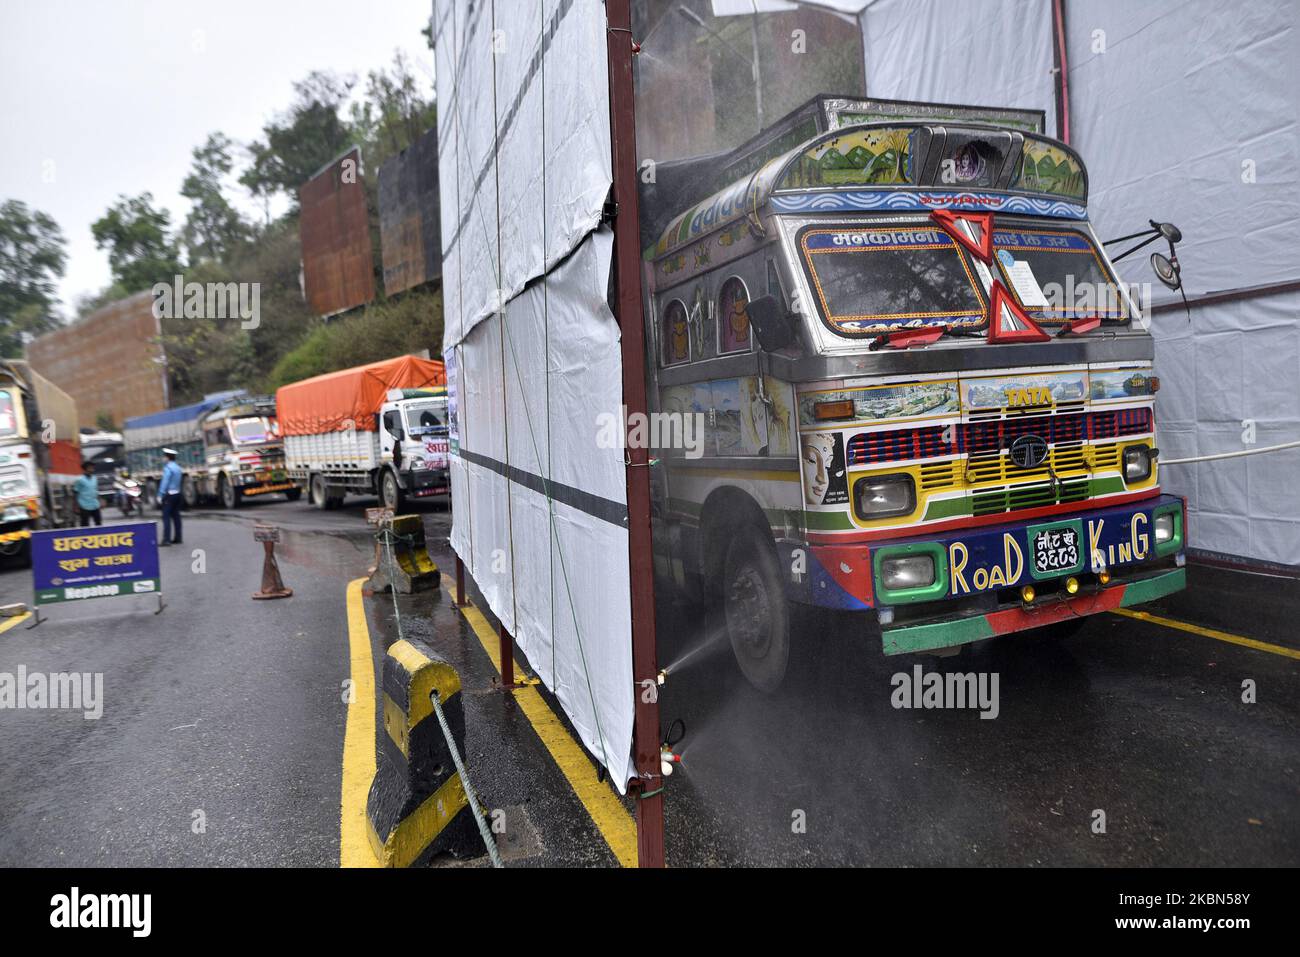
[879,566,1185,655]
[406,468,450,498]
[787,493,1187,654]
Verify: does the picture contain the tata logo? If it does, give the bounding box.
[1009,434,1049,469]
[1007,387,1053,407]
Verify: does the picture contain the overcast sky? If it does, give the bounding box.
[0,0,435,315]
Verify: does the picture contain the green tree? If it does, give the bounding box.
[0,199,67,356]
[180,133,250,264]
[90,193,182,293]
[350,51,437,171]
[266,288,443,389]
[240,72,356,212]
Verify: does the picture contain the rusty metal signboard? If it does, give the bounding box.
[378,127,441,296]
[299,146,376,317]
[25,290,168,430]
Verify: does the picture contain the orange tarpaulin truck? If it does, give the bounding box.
[277,355,448,511]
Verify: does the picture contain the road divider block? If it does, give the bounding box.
[368,515,440,595]
[366,638,479,866]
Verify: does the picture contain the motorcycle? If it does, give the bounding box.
[114,472,143,517]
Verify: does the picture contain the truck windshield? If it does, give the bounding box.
[798,225,987,337]
[991,227,1129,322]
[404,402,446,436]
[0,391,16,437]
[230,417,272,445]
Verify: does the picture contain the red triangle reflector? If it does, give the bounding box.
[987,281,1050,343]
[930,209,995,263]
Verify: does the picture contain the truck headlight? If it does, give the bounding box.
[1154,512,1174,543]
[880,554,935,590]
[853,474,915,520]
[1123,446,1153,484]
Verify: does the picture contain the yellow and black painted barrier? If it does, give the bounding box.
[366,637,480,866]
[368,514,440,595]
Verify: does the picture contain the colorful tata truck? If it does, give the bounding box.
[643,96,1186,691]
[124,392,296,509]
[0,360,83,561]
[276,355,448,511]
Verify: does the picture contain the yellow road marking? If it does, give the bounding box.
[444,574,638,868]
[0,612,31,635]
[1113,608,1300,660]
[341,578,380,867]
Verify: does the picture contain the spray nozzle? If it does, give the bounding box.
[660,746,682,776]
[658,718,686,775]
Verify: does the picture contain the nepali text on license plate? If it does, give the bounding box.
[1032,526,1080,574]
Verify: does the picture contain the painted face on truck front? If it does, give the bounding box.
[802,432,834,505]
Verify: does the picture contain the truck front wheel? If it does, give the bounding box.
[722,525,790,693]
[380,469,405,513]
[219,476,240,509]
[181,476,198,510]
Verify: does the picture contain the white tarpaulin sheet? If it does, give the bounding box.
[434,1,636,786]
[859,0,1057,136]
[855,0,1299,566]
[1063,0,1300,566]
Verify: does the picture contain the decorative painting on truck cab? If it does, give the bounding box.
[801,431,848,506]
[799,379,959,428]
[781,128,913,189]
[1016,140,1086,199]
[1090,369,1154,401]
[799,226,987,336]
[962,371,1088,410]
[660,299,690,366]
[718,277,753,354]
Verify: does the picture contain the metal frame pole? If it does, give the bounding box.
[606,0,664,868]
[455,554,466,607]
[499,622,514,690]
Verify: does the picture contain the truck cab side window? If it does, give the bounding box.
[661,299,690,367]
[718,276,753,355]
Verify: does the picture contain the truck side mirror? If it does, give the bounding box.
[746,295,796,352]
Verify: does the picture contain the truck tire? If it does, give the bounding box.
[310,474,329,510]
[181,475,198,510]
[285,488,302,503]
[219,475,240,509]
[380,469,405,513]
[722,524,790,693]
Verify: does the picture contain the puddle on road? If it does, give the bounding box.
[271,527,376,581]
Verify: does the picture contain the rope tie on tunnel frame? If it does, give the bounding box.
[377,525,503,869]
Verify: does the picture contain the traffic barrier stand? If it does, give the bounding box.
[367,515,439,595]
[252,524,293,600]
[365,638,487,866]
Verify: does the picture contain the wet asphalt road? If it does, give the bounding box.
[654,563,1300,866]
[0,491,1296,867]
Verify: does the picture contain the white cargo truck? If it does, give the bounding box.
[277,356,448,511]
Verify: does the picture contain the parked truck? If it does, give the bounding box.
[276,355,448,511]
[0,360,83,561]
[79,429,125,510]
[124,392,297,510]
